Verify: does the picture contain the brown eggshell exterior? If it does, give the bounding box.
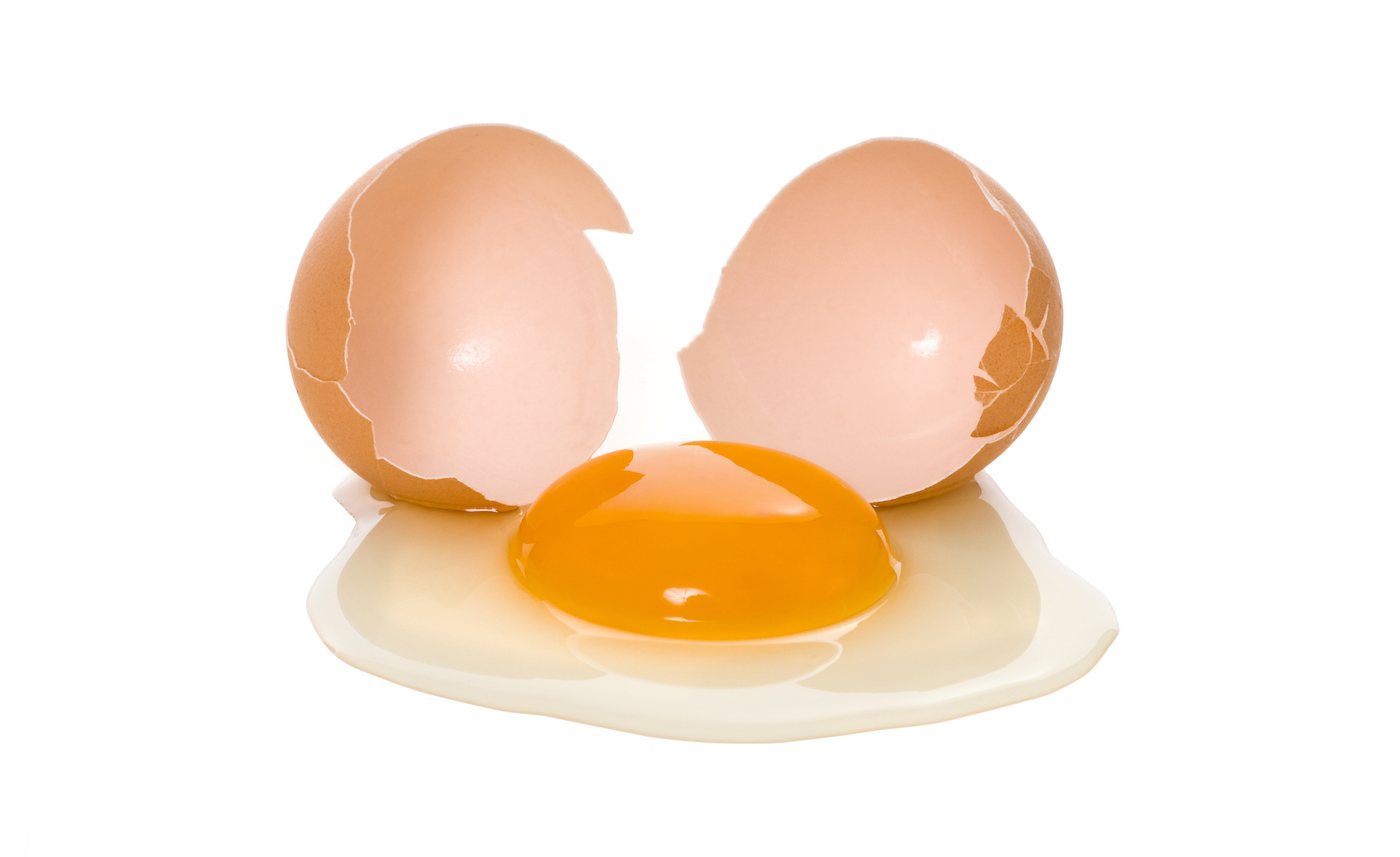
[287,125,630,510]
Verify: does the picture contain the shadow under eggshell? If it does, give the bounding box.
[679,138,1063,504]
[287,125,631,510]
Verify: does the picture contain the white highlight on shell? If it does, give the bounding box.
[910,328,943,358]
[449,335,497,371]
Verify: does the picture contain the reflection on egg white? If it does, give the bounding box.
[309,473,1116,743]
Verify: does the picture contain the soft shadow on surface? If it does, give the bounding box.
[800,480,1040,693]
[569,637,841,688]
[337,500,602,680]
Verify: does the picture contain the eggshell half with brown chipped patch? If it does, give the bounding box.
[679,139,1061,504]
[288,125,631,509]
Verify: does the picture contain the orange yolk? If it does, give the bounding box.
[509,441,899,640]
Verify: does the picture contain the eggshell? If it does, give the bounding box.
[678,139,1062,504]
[288,125,631,509]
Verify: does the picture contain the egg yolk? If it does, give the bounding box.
[509,441,899,640]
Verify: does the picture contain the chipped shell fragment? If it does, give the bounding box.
[288,127,1060,509]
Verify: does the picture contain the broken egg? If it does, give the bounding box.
[290,126,1114,741]
[289,129,1058,510]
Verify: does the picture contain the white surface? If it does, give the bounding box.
[1,1,1395,854]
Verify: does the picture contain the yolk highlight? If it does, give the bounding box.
[509,441,899,640]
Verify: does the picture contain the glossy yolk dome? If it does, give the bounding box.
[509,442,899,640]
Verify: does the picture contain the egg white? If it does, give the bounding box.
[307,471,1116,742]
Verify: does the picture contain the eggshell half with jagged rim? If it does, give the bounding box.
[679,139,1061,504]
[287,125,631,509]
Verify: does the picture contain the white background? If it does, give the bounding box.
[2,2,1396,854]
